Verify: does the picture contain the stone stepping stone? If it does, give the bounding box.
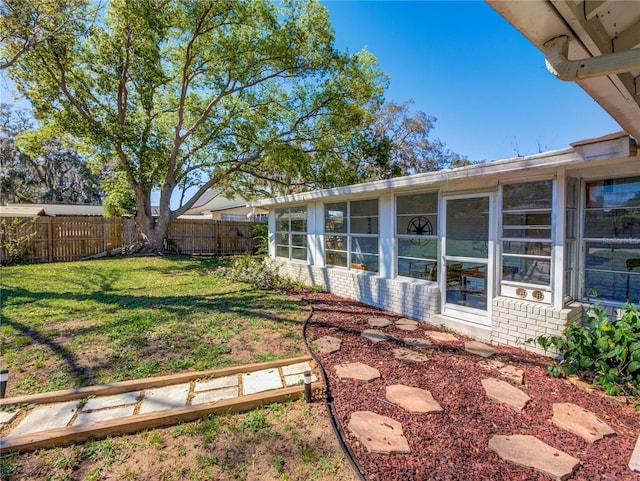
[427,331,459,342]
[488,434,579,481]
[192,386,239,405]
[481,378,531,412]
[499,365,525,385]
[140,384,190,414]
[552,402,616,443]
[478,359,505,370]
[348,411,411,454]
[242,368,283,395]
[402,338,435,349]
[368,317,392,328]
[629,435,640,471]
[361,329,388,343]
[395,318,419,331]
[465,340,497,358]
[82,391,140,411]
[195,375,238,392]
[386,385,443,413]
[392,348,429,363]
[313,336,342,354]
[334,362,380,382]
[74,405,135,426]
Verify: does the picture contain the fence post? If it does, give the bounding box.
[47,217,53,263]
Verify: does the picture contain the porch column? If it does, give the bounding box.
[553,169,566,309]
[378,193,394,279]
[309,201,325,267]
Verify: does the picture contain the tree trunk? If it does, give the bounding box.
[132,185,173,254]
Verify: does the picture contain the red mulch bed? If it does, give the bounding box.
[305,292,640,481]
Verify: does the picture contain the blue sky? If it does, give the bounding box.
[322,1,621,162]
[0,0,622,165]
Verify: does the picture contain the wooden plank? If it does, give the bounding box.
[0,381,323,453]
[0,356,313,407]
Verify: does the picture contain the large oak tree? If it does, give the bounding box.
[5,0,384,251]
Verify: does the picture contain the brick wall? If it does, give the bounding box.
[270,259,439,322]
[492,296,583,355]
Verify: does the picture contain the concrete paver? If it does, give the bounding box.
[348,411,411,454]
[83,391,140,411]
[242,368,282,395]
[0,411,18,424]
[284,372,317,386]
[195,375,238,392]
[281,361,313,377]
[139,384,190,414]
[482,378,531,412]
[7,400,78,437]
[191,386,239,405]
[74,405,135,426]
[552,402,616,443]
[488,434,579,481]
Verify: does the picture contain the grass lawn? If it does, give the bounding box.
[0,256,308,396]
[1,256,354,481]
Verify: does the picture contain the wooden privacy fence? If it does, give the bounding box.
[1,216,257,264]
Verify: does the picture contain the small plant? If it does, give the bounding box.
[528,301,640,396]
[210,256,302,291]
[273,454,285,473]
[0,216,37,265]
[239,408,268,433]
[252,222,269,255]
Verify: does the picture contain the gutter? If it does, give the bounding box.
[544,35,640,81]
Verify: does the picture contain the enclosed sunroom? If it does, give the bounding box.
[253,132,640,349]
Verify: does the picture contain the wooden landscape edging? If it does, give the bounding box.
[0,356,313,408]
[0,381,324,454]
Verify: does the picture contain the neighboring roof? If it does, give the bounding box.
[0,204,104,217]
[487,0,640,141]
[185,189,249,215]
[251,132,637,207]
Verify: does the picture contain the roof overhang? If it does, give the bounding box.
[251,131,637,207]
[487,0,640,140]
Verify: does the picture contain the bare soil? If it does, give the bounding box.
[305,292,640,481]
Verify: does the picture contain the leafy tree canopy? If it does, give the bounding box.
[5,0,386,251]
[0,103,103,205]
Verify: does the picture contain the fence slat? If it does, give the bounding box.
[1,217,257,264]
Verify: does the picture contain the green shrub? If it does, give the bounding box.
[252,222,268,255]
[0,217,36,265]
[210,256,301,291]
[528,301,640,396]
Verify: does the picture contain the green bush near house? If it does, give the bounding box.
[528,301,640,397]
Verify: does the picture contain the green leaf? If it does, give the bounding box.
[628,361,640,373]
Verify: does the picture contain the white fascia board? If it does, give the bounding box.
[251,147,583,207]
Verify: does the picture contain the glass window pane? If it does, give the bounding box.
[585,242,640,271]
[446,197,489,258]
[397,214,437,236]
[585,208,640,239]
[503,212,551,226]
[351,253,379,272]
[350,216,379,234]
[397,193,438,215]
[502,241,551,256]
[502,256,551,285]
[290,206,307,231]
[503,228,551,239]
[325,202,347,233]
[351,236,378,255]
[566,210,577,239]
[276,233,289,245]
[398,259,437,280]
[446,261,487,310]
[326,250,347,267]
[291,247,307,261]
[350,199,378,216]
[398,238,437,259]
[291,234,307,247]
[503,181,552,210]
[325,235,346,252]
[586,177,640,209]
[276,245,289,258]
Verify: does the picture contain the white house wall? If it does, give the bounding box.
[262,135,639,353]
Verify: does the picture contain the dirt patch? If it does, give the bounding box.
[306,292,640,481]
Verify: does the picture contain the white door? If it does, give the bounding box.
[441,194,493,326]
